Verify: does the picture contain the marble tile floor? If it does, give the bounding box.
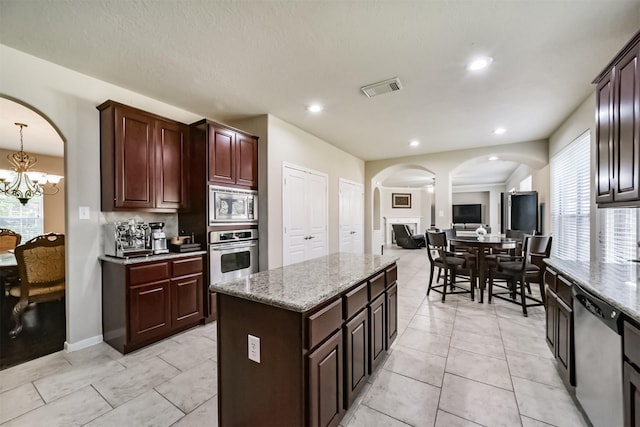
[0,247,587,426]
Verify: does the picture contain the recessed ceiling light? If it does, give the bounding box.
[307,104,323,113]
[409,140,420,147]
[493,127,506,135]
[467,56,493,71]
[489,156,499,161]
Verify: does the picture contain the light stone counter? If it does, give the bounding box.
[545,258,640,324]
[210,252,399,312]
[99,250,206,265]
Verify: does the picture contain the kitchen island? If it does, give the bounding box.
[210,252,398,427]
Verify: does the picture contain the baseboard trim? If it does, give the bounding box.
[64,334,103,352]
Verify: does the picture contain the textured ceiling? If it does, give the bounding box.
[0,0,639,180]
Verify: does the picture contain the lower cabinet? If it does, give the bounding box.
[369,293,386,372]
[386,282,398,347]
[102,254,204,354]
[308,330,344,427]
[623,361,640,427]
[544,267,575,386]
[344,309,368,407]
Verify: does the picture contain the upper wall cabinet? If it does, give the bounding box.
[594,31,640,207]
[98,100,188,212]
[192,119,258,189]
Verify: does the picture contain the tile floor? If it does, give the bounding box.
[0,247,588,426]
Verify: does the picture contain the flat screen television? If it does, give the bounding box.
[452,204,482,224]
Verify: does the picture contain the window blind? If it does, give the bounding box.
[600,208,639,263]
[550,131,590,261]
[0,193,44,242]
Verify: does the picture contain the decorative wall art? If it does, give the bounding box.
[392,193,411,208]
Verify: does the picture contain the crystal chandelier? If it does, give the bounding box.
[0,123,63,205]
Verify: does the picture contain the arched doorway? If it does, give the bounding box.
[0,95,67,369]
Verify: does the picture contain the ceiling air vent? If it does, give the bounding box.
[360,77,403,98]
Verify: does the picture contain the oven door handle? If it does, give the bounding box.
[210,241,258,251]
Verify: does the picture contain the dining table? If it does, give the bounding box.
[449,235,518,303]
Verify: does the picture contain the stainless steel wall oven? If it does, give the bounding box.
[209,229,258,285]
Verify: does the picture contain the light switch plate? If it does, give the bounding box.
[78,206,90,220]
[248,334,260,363]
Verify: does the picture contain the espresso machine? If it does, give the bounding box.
[148,222,169,254]
[104,219,151,258]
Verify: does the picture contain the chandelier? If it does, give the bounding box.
[0,123,63,205]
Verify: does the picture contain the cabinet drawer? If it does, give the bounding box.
[344,282,368,321]
[129,262,170,286]
[624,321,640,369]
[368,272,385,300]
[386,264,397,287]
[307,299,343,351]
[556,275,573,307]
[545,268,557,293]
[171,256,203,277]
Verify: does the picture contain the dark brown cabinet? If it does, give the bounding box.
[98,100,188,212]
[203,121,258,189]
[344,308,368,407]
[624,321,640,426]
[595,31,640,207]
[102,254,204,353]
[369,293,386,373]
[308,330,344,427]
[544,267,575,386]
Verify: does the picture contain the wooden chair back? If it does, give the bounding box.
[0,228,21,252]
[14,233,65,299]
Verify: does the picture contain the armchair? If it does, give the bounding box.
[391,224,425,249]
[8,233,65,337]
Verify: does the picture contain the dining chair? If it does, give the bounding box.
[7,233,65,337]
[425,231,475,302]
[392,224,425,249]
[487,235,552,316]
[0,228,21,252]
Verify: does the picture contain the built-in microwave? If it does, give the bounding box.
[209,185,258,224]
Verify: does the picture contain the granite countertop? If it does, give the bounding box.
[210,253,399,313]
[545,258,640,324]
[99,250,207,265]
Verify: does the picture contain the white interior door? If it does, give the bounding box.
[339,179,364,254]
[283,164,328,266]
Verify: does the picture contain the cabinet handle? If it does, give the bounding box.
[309,235,315,239]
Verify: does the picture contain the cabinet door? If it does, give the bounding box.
[171,273,203,329]
[344,309,368,408]
[369,293,386,373]
[624,361,640,427]
[308,330,344,427]
[613,45,640,203]
[545,288,557,356]
[596,72,615,204]
[235,133,258,189]
[156,119,187,209]
[386,283,398,349]
[114,106,155,208]
[556,297,574,385]
[129,280,171,343]
[208,125,236,185]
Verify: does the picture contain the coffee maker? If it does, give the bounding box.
[148,222,169,254]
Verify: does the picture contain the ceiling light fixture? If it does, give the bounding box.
[0,123,63,205]
[489,156,499,161]
[467,56,493,71]
[307,104,323,113]
[493,127,506,135]
[409,140,420,147]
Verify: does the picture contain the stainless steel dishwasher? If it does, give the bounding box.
[573,283,623,427]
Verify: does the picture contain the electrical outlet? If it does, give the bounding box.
[248,334,260,363]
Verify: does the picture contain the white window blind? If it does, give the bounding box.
[600,208,639,263]
[0,193,44,242]
[550,131,590,261]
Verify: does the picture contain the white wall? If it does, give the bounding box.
[0,44,201,349]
